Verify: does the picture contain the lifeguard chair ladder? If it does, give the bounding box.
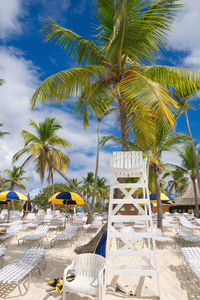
[106,151,162,299]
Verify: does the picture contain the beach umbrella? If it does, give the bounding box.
[0,191,28,202]
[48,192,85,205]
[150,193,175,205]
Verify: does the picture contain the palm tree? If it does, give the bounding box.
[96,176,109,212]
[4,166,29,191]
[81,172,94,202]
[13,117,71,193]
[31,1,200,152]
[163,167,189,196]
[0,123,9,191]
[178,144,200,216]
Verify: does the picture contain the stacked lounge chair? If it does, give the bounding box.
[0,247,46,296]
[182,247,200,291]
[18,225,49,246]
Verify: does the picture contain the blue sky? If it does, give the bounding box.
[0,0,200,197]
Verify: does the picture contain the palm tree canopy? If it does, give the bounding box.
[0,123,9,139]
[4,166,30,191]
[31,0,200,147]
[13,117,71,183]
[178,144,200,179]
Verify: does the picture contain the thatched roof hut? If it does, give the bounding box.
[172,181,200,212]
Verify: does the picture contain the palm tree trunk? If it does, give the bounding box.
[91,119,101,214]
[185,111,200,198]
[191,178,199,217]
[46,157,93,224]
[51,170,54,195]
[153,166,163,230]
[118,98,129,151]
[0,178,5,191]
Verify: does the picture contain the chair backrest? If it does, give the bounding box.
[111,151,144,170]
[74,253,105,279]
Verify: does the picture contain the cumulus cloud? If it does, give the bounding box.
[168,1,200,69]
[0,47,113,195]
[0,0,24,39]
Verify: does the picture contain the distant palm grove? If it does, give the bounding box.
[1,1,200,228]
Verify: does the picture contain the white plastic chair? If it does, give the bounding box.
[62,253,106,300]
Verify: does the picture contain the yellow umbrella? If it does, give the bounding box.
[48,191,85,205]
[0,191,28,202]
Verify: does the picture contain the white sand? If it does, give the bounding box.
[0,225,199,300]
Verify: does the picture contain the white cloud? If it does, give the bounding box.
[0,47,113,196]
[168,1,200,69]
[0,0,23,38]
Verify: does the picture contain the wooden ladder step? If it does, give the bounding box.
[109,215,151,222]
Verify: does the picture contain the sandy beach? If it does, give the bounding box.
[0,224,199,300]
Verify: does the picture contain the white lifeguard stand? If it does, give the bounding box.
[106,151,162,299]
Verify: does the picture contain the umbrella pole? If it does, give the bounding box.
[7,202,11,223]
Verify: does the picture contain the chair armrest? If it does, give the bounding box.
[63,261,75,283]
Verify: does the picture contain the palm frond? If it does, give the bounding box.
[31,65,106,108]
[41,18,105,65]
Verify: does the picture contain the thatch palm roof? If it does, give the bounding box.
[174,181,200,206]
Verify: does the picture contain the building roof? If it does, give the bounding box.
[174,181,200,206]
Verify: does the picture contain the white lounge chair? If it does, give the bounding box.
[152,227,174,245]
[62,253,106,300]
[0,247,46,296]
[179,217,199,229]
[50,225,78,248]
[182,247,200,291]
[26,218,43,229]
[0,245,7,267]
[0,223,23,242]
[176,227,200,246]
[18,225,49,246]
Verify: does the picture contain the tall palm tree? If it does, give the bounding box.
[13,118,71,193]
[31,0,200,152]
[4,166,29,191]
[163,167,189,196]
[178,144,200,216]
[0,123,9,191]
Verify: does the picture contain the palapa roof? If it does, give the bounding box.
[174,181,200,206]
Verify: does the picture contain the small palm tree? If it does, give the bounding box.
[81,172,94,202]
[31,1,200,152]
[178,144,200,216]
[13,117,71,194]
[4,166,29,191]
[96,176,109,212]
[163,167,189,196]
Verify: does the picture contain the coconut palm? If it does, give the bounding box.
[96,176,109,212]
[13,117,71,194]
[4,166,29,191]
[31,0,200,152]
[81,172,94,202]
[178,144,200,216]
[163,167,189,196]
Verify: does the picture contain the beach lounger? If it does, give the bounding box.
[162,218,174,228]
[152,227,174,245]
[62,253,105,300]
[26,218,43,229]
[18,225,49,246]
[0,245,7,267]
[49,218,63,230]
[182,247,200,291]
[179,217,199,229]
[176,227,200,246]
[50,225,78,248]
[0,247,46,296]
[0,223,23,242]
